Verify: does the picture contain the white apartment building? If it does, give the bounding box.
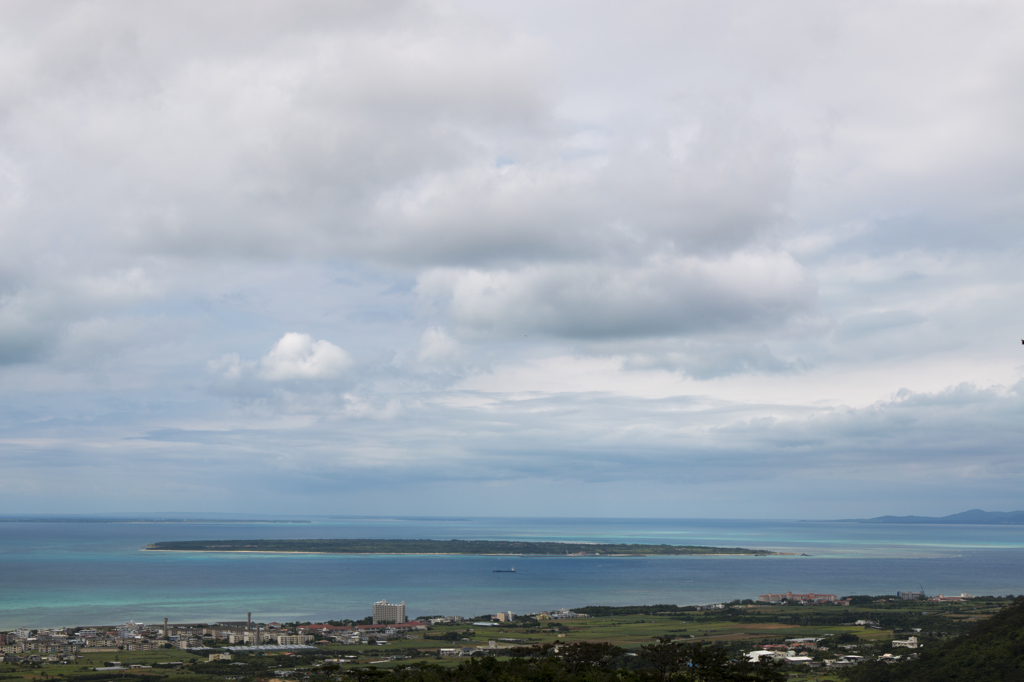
[892,636,919,649]
[277,635,313,646]
[373,599,406,624]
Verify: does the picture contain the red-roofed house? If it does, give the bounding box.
[299,624,352,634]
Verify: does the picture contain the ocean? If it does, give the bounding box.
[1,516,1023,629]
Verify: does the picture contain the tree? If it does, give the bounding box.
[684,642,731,682]
[726,658,786,682]
[558,641,625,674]
[639,638,688,682]
[508,643,554,658]
[344,667,390,682]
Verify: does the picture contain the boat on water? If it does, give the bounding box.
[493,568,516,573]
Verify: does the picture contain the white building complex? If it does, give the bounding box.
[373,599,406,624]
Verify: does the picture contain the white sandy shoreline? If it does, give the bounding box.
[142,548,791,557]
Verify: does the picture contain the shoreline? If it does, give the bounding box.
[142,548,795,557]
[144,538,784,557]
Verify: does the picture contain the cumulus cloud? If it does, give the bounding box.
[258,333,353,381]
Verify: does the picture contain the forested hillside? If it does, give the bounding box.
[844,597,1024,681]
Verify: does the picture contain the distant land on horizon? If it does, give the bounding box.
[0,517,312,524]
[832,509,1024,525]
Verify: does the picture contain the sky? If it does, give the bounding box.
[0,0,1022,519]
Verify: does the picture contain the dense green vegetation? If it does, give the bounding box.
[574,605,701,617]
[842,596,1024,681]
[145,539,778,556]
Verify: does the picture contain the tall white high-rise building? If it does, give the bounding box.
[372,599,406,624]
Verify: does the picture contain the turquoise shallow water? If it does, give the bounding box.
[2,516,1023,628]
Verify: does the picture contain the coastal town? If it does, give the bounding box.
[0,601,594,658]
[0,590,999,678]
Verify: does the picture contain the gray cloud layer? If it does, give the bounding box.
[0,0,1022,516]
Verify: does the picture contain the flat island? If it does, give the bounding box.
[144,538,785,556]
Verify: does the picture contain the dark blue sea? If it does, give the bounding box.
[2,516,1023,628]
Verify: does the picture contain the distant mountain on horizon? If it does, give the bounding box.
[847,509,1024,525]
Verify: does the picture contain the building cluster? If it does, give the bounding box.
[1,627,80,662]
[897,591,925,600]
[7,589,972,668]
[437,640,523,658]
[736,586,988,670]
[744,635,921,670]
[898,590,976,602]
[299,621,427,646]
[757,592,840,604]
[0,596,570,662]
[536,608,588,620]
[745,646,871,669]
[2,596,541,662]
[1,612,333,663]
[929,593,975,602]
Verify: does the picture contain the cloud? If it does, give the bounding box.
[258,333,353,381]
[834,309,925,343]
[207,352,251,381]
[1,1,1024,516]
[418,251,815,339]
[623,342,803,380]
[0,0,1021,276]
[363,99,793,267]
[417,326,460,366]
[0,267,160,365]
